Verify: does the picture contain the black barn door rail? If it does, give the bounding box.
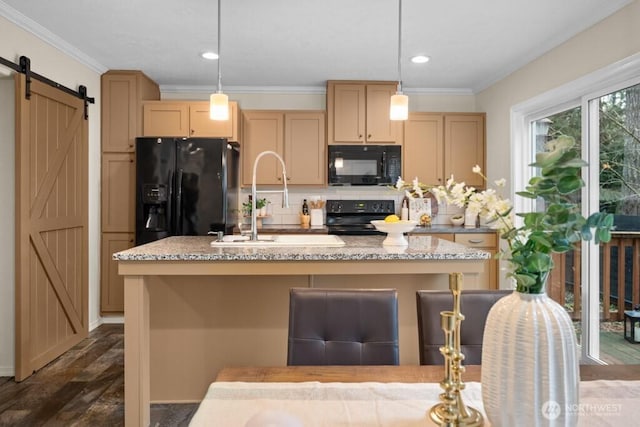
[0,54,95,119]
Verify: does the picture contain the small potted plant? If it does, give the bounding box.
[242,198,269,217]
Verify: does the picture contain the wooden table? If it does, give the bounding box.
[216,364,640,383]
[188,365,640,426]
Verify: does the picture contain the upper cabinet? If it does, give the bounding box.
[403,112,485,188]
[242,110,325,186]
[142,100,239,141]
[102,70,160,152]
[444,114,485,188]
[403,113,444,186]
[327,81,401,145]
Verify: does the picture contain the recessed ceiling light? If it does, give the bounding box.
[201,52,219,60]
[411,55,430,64]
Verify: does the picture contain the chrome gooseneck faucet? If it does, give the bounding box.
[251,150,289,241]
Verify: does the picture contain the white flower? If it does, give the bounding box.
[472,165,482,174]
[395,177,406,190]
[495,178,506,187]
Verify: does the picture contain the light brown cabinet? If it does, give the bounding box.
[100,70,159,313]
[102,71,159,152]
[454,232,497,289]
[403,112,485,187]
[101,153,135,232]
[444,114,485,188]
[411,231,497,289]
[327,81,401,145]
[100,232,134,312]
[142,100,239,141]
[242,110,325,186]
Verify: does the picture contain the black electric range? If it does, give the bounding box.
[326,199,396,235]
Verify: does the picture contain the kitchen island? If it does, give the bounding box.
[115,235,490,426]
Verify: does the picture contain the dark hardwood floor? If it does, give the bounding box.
[0,324,198,426]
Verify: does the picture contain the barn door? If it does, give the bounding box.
[14,74,88,381]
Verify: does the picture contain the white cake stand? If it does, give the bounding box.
[370,220,418,246]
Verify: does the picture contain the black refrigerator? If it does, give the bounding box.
[135,137,239,245]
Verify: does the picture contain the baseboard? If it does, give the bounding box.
[100,315,124,324]
[0,366,14,377]
[89,315,124,331]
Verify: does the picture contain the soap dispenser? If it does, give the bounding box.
[401,198,409,221]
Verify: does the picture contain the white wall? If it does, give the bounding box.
[0,78,15,376]
[0,14,103,376]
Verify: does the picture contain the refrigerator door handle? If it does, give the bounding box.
[176,168,184,235]
[167,170,175,235]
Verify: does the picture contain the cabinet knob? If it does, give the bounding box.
[368,134,372,138]
[359,134,363,139]
[190,129,195,135]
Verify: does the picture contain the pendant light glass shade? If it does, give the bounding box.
[390,0,408,121]
[210,92,229,120]
[210,0,229,121]
[390,92,408,121]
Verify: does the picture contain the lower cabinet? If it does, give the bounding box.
[454,232,497,289]
[101,232,134,313]
[413,231,497,289]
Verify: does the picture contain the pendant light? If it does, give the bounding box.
[210,0,229,121]
[390,0,408,121]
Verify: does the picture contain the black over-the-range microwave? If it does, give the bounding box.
[328,145,401,186]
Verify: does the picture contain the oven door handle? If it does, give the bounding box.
[380,151,387,180]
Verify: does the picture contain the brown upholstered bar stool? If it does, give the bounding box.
[287,288,399,365]
[416,289,511,365]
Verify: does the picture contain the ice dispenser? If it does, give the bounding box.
[139,184,169,243]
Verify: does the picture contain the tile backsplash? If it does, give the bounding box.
[239,186,464,226]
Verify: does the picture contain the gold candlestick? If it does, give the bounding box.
[428,273,484,426]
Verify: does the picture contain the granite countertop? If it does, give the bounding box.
[113,235,491,262]
[236,224,495,235]
[409,225,495,234]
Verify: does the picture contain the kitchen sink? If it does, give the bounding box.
[210,234,346,247]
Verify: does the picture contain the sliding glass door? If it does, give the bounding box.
[523,82,640,363]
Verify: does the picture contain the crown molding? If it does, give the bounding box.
[405,87,474,96]
[160,84,328,94]
[161,84,474,96]
[0,1,107,74]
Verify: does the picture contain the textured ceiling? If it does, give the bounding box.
[0,0,632,93]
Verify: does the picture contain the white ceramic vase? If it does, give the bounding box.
[481,290,579,426]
